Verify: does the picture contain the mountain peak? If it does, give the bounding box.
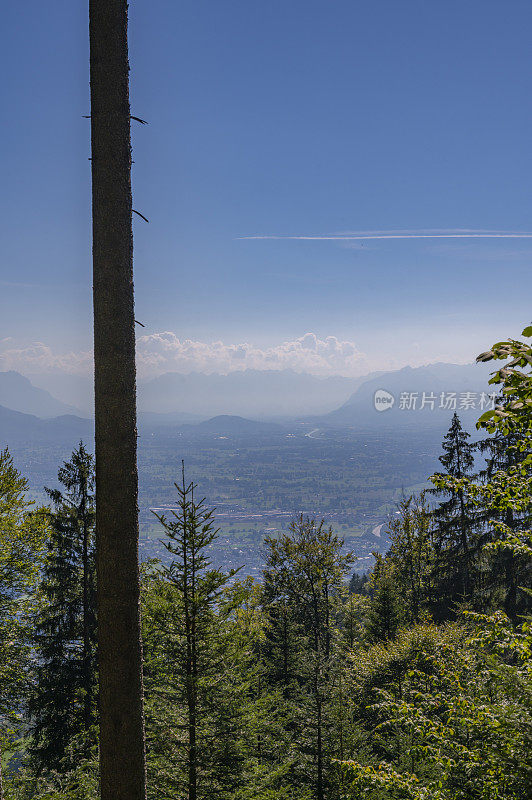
[0,371,82,419]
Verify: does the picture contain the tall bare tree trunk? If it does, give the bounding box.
[89,2,147,798]
[0,739,4,800]
[80,469,93,735]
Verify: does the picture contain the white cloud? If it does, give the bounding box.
[0,332,369,378]
[0,338,92,376]
[237,229,532,241]
[136,331,367,377]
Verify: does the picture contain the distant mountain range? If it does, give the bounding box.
[1,360,498,502]
[325,362,496,428]
[1,361,499,442]
[27,372,94,415]
[137,369,363,418]
[26,368,368,418]
[0,404,92,444]
[0,371,82,418]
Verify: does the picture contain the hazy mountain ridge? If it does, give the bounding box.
[25,368,372,418]
[325,361,497,428]
[6,362,497,429]
[0,371,82,418]
[0,404,93,443]
[137,369,363,418]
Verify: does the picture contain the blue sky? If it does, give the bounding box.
[1,0,531,377]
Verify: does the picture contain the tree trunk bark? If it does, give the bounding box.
[182,495,197,800]
[458,489,471,597]
[89,2,147,798]
[315,677,324,800]
[81,477,92,735]
[0,738,4,800]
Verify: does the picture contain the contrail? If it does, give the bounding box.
[237,231,532,241]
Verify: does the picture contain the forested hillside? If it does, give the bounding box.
[3,0,532,796]
[1,330,531,799]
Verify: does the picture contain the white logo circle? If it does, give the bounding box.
[374,389,395,412]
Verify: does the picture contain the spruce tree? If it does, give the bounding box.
[348,571,369,596]
[342,592,369,649]
[430,413,479,617]
[30,443,97,772]
[365,553,402,641]
[261,573,302,694]
[262,516,354,800]
[386,494,434,623]
[143,469,246,800]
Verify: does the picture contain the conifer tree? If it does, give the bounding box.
[430,413,479,616]
[30,443,97,772]
[262,516,354,800]
[342,592,369,649]
[143,469,245,800]
[386,494,434,623]
[348,571,369,596]
[365,553,402,641]
[261,575,302,694]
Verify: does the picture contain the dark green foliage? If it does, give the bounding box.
[365,555,402,642]
[3,326,532,800]
[348,571,369,595]
[29,442,97,773]
[341,616,532,800]
[475,400,532,620]
[342,592,370,649]
[143,468,246,800]
[386,494,435,623]
[261,516,355,800]
[0,449,48,793]
[430,413,480,616]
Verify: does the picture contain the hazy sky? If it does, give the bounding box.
[1,0,532,378]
